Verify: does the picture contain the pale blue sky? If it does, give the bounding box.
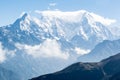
[0,0,120,26]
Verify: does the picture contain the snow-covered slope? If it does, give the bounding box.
[34,10,115,49]
[0,10,115,50]
[78,39,120,62]
[0,10,116,80]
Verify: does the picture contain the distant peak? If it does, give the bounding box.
[19,12,30,21]
[12,12,31,30]
[22,13,28,18]
[20,12,28,17]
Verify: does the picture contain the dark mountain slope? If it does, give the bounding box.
[31,53,120,80]
[109,72,120,80]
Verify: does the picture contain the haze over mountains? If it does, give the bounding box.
[0,10,119,80]
[78,39,120,62]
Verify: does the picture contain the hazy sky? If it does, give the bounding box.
[0,0,120,26]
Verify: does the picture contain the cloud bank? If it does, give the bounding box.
[75,47,90,55]
[0,43,6,63]
[16,39,69,59]
[0,42,16,63]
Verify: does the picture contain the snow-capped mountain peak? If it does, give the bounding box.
[19,13,29,20]
[1,10,116,49]
[35,10,116,25]
[19,13,31,31]
[0,10,117,80]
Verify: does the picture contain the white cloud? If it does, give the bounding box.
[0,43,6,63]
[35,10,116,25]
[0,43,16,63]
[75,47,90,55]
[49,3,57,7]
[47,2,57,10]
[90,12,116,26]
[15,39,69,60]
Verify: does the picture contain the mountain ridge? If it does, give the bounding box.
[78,39,120,62]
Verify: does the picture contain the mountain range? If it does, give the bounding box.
[78,39,120,62]
[0,10,119,80]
